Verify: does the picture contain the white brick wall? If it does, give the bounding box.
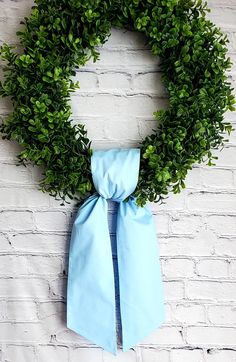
[0,1,236,361]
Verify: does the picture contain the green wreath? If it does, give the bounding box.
[0,0,235,206]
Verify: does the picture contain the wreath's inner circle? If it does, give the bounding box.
[70,28,168,150]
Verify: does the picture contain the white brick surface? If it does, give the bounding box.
[186,281,236,302]
[37,346,69,362]
[215,238,236,257]
[6,300,38,321]
[9,233,67,253]
[206,349,236,362]
[0,1,236,362]
[207,215,236,236]
[5,345,36,362]
[103,349,137,362]
[0,278,49,298]
[186,326,236,346]
[170,215,202,235]
[0,211,34,231]
[201,168,234,189]
[187,192,236,213]
[140,326,184,346]
[34,211,68,231]
[196,260,229,278]
[163,281,185,301]
[70,348,103,362]
[207,305,236,326]
[174,303,206,325]
[162,258,195,278]
[171,349,204,362]
[140,348,170,362]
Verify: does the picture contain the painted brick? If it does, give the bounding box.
[174,303,206,325]
[104,120,140,141]
[56,328,90,345]
[6,301,38,321]
[27,255,63,275]
[206,349,236,362]
[103,349,137,362]
[99,72,131,91]
[140,348,170,362]
[0,255,29,275]
[186,326,236,346]
[207,215,236,236]
[164,303,173,324]
[184,167,202,188]
[229,31,236,52]
[5,345,37,362]
[150,191,186,212]
[70,348,103,362]
[71,94,167,121]
[88,48,160,69]
[79,118,107,139]
[0,233,12,252]
[0,255,62,276]
[138,119,157,139]
[140,327,184,346]
[163,281,185,301]
[0,278,49,298]
[34,211,68,231]
[74,71,98,91]
[103,28,146,49]
[215,238,236,257]
[186,281,236,302]
[196,260,229,278]
[132,72,166,96]
[0,17,27,45]
[0,300,6,320]
[0,211,34,231]
[0,188,50,207]
[201,168,234,189]
[170,215,202,235]
[208,0,236,6]
[38,301,66,319]
[230,259,236,278]
[153,213,170,234]
[0,163,31,184]
[9,233,67,253]
[211,147,236,168]
[187,192,236,213]
[0,1,33,17]
[160,229,216,257]
[49,277,67,299]
[171,349,204,362]
[208,305,236,325]
[0,323,49,343]
[37,346,69,362]
[163,258,195,278]
[208,7,236,28]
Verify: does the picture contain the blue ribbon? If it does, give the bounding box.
[67,148,164,354]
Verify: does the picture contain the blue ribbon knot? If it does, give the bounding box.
[67,148,164,354]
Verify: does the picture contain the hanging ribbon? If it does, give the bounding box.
[67,148,164,354]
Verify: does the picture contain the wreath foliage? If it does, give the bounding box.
[0,0,235,206]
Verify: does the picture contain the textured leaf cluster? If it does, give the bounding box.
[0,0,235,206]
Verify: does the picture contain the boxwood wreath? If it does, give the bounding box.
[0,0,235,206]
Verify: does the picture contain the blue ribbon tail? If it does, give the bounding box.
[67,148,164,353]
[67,195,117,354]
[117,198,165,351]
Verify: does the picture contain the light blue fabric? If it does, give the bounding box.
[67,148,164,354]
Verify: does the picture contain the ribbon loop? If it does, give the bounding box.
[67,149,164,354]
[91,149,140,202]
